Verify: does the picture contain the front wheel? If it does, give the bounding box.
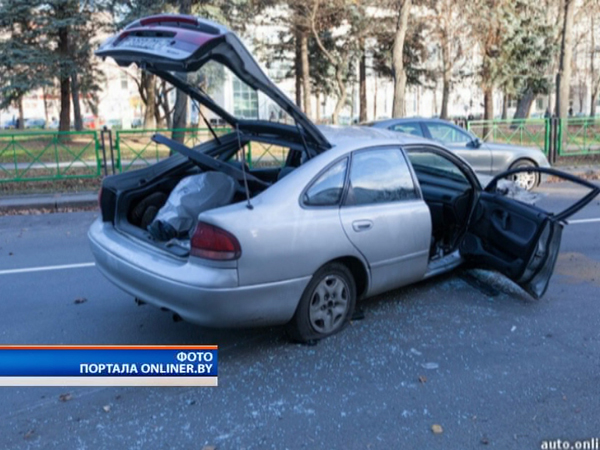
[508,159,539,191]
[287,263,356,343]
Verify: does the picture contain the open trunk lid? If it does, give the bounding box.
[96,14,331,152]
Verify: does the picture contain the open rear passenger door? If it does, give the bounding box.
[459,168,600,298]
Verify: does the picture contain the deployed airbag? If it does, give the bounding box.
[148,171,236,240]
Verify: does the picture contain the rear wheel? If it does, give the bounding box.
[509,159,539,191]
[287,263,356,343]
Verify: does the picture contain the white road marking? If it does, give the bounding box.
[0,262,95,276]
[567,218,600,225]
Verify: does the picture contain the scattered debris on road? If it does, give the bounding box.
[431,424,443,434]
[58,393,72,402]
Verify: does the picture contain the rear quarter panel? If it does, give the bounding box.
[199,149,368,287]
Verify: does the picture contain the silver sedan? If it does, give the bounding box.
[89,14,599,342]
[366,118,551,191]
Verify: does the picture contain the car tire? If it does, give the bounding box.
[129,192,167,226]
[287,262,356,343]
[509,159,539,191]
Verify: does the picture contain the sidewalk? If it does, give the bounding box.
[0,191,98,213]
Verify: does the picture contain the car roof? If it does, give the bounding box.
[317,125,434,153]
[368,117,459,129]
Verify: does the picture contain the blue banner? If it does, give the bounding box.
[0,346,218,377]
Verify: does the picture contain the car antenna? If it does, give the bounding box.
[192,99,221,145]
[235,123,253,210]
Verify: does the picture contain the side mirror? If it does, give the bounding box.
[470,138,482,148]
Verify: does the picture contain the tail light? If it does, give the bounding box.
[190,222,241,260]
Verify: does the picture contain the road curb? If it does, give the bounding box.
[0,192,98,213]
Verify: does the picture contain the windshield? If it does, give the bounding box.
[180,61,294,125]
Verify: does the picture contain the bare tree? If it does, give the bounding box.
[425,0,466,119]
[590,6,600,117]
[555,0,576,118]
[309,0,351,125]
[391,0,412,117]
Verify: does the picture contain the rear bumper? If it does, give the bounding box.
[88,219,309,327]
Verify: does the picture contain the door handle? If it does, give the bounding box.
[352,220,373,232]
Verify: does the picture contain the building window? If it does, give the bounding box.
[233,78,258,119]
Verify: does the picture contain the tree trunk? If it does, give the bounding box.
[373,80,377,119]
[59,76,71,132]
[484,87,493,121]
[316,91,321,123]
[42,87,50,126]
[301,31,311,119]
[172,0,191,143]
[440,31,450,120]
[17,97,24,130]
[555,0,575,119]
[172,73,188,141]
[590,16,598,117]
[71,72,83,131]
[501,92,508,120]
[440,74,450,119]
[142,72,156,129]
[391,0,411,118]
[295,27,302,109]
[58,25,70,132]
[331,65,346,125]
[513,89,535,119]
[483,87,493,139]
[359,37,367,123]
[160,80,172,129]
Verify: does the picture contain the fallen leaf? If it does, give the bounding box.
[481,437,489,445]
[418,376,427,384]
[23,429,35,440]
[102,405,111,412]
[431,424,443,434]
[74,297,87,304]
[59,393,72,402]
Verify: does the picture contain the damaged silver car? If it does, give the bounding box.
[88,14,599,342]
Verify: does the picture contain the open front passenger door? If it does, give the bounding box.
[460,167,600,298]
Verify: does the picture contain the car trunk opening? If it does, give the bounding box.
[98,131,305,258]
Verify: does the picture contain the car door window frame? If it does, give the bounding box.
[404,144,481,191]
[422,122,472,145]
[342,146,422,208]
[388,121,426,138]
[301,156,350,209]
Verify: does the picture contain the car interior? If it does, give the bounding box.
[405,149,475,260]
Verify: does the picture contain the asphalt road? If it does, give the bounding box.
[0,181,599,450]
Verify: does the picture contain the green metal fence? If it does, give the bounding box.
[467,119,550,155]
[0,130,101,183]
[557,118,600,156]
[113,127,289,172]
[1,119,597,184]
[113,127,231,172]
